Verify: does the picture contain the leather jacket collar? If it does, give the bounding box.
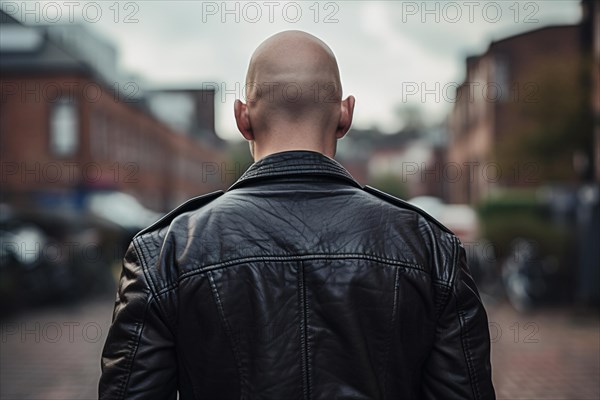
[228,150,361,190]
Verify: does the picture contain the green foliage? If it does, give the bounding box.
[478,190,540,220]
[368,174,408,199]
[478,192,570,264]
[494,57,594,183]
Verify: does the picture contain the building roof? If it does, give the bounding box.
[456,24,580,89]
[0,8,222,144]
[489,24,578,48]
[0,9,118,80]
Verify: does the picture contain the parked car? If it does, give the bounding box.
[0,203,120,317]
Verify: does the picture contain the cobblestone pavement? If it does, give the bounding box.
[1,297,598,399]
[0,296,114,400]
[488,302,600,400]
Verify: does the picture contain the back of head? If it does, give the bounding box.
[235,30,354,160]
[245,30,342,131]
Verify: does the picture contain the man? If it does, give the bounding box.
[99,31,495,399]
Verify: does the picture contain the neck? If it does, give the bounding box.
[253,143,334,161]
[251,128,336,161]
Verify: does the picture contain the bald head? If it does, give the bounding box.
[246,31,342,110]
[234,30,355,160]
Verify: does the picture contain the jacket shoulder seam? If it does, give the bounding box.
[116,240,155,399]
[134,236,178,337]
[134,237,160,299]
[118,298,155,399]
[134,190,224,238]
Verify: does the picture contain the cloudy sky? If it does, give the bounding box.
[5,1,581,140]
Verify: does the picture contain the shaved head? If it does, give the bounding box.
[246,30,342,113]
[235,30,355,160]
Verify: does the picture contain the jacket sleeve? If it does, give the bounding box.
[421,239,496,400]
[99,239,177,400]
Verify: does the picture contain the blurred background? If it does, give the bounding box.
[0,1,598,399]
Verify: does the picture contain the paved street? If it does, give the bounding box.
[488,302,599,400]
[0,296,114,400]
[1,297,598,399]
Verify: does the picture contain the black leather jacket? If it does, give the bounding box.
[99,150,495,400]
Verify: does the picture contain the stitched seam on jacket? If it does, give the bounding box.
[304,262,313,399]
[298,261,311,400]
[435,238,459,321]
[242,162,348,174]
[137,238,159,299]
[237,163,355,177]
[117,240,153,399]
[449,237,461,289]
[154,254,450,297]
[382,266,400,399]
[233,170,358,188]
[140,232,181,339]
[245,167,348,176]
[452,236,481,400]
[185,254,423,278]
[433,282,451,320]
[138,238,176,338]
[244,164,344,173]
[457,305,480,399]
[207,270,246,399]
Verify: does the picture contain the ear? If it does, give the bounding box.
[234,99,254,141]
[335,95,355,139]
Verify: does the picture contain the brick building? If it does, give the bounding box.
[447,24,586,204]
[0,10,226,214]
[589,0,600,182]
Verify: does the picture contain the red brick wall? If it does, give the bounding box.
[0,74,226,212]
[447,26,582,204]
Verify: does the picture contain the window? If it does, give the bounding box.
[90,110,109,160]
[494,54,510,103]
[50,98,78,157]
